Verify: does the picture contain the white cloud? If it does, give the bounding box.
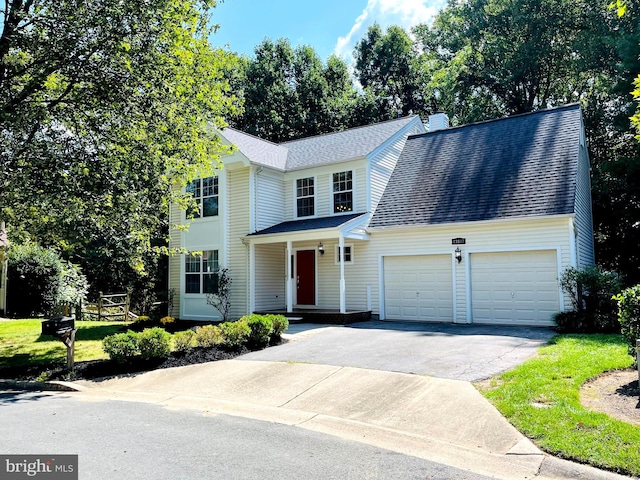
[334,0,446,64]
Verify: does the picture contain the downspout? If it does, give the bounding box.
[569,218,578,268]
[339,234,346,313]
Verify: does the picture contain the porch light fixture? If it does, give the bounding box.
[455,247,462,264]
[318,242,325,256]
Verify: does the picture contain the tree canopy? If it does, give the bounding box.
[0,0,240,296]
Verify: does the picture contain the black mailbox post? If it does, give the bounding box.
[41,316,77,370]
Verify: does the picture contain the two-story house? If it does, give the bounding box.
[169,104,595,327]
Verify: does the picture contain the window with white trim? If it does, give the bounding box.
[187,177,218,218]
[296,177,315,217]
[333,171,353,213]
[185,250,219,294]
[335,244,354,265]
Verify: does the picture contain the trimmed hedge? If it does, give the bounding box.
[195,324,223,347]
[219,320,251,350]
[173,330,196,352]
[138,327,171,360]
[102,331,140,363]
[241,314,273,348]
[614,285,640,358]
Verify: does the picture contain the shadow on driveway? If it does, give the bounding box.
[242,321,555,381]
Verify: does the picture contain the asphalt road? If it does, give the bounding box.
[0,390,493,480]
[241,321,555,381]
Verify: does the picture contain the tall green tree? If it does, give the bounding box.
[0,0,240,295]
[354,24,424,120]
[232,38,360,142]
[414,0,626,123]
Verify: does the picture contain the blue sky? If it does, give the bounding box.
[210,0,447,63]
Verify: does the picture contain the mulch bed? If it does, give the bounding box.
[0,341,285,382]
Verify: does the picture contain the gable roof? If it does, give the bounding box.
[369,104,583,229]
[222,115,421,172]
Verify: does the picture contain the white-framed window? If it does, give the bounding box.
[333,171,353,214]
[187,177,218,218]
[185,250,219,294]
[296,177,315,217]
[335,244,354,265]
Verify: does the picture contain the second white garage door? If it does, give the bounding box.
[384,255,453,322]
[470,250,560,326]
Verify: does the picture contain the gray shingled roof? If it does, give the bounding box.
[281,116,418,170]
[223,116,419,172]
[248,213,366,236]
[369,104,582,228]
[222,128,288,170]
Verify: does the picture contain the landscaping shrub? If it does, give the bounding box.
[160,316,175,326]
[267,314,289,342]
[173,330,196,352]
[138,328,172,360]
[102,331,140,363]
[613,285,640,358]
[7,244,63,317]
[219,320,250,350]
[195,324,223,347]
[557,266,621,332]
[6,245,90,318]
[241,314,273,348]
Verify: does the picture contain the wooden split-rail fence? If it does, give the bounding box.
[80,291,137,321]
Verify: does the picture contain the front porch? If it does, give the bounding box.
[254,309,372,325]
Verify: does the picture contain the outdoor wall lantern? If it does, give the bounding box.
[455,247,462,263]
[318,242,325,256]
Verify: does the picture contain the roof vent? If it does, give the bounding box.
[428,112,449,132]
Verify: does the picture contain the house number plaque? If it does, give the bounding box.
[451,238,466,245]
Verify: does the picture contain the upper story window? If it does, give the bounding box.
[296,177,315,217]
[187,177,218,218]
[185,250,219,294]
[333,171,353,213]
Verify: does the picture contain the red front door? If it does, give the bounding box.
[296,250,315,305]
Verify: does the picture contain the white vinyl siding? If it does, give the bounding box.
[470,250,559,326]
[256,169,285,231]
[168,199,182,317]
[574,143,595,268]
[384,255,453,322]
[227,168,251,319]
[283,160,367,220]
[369,122,423,213]
[254,244,286,310]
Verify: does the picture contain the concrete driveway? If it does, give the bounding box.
[240,321,555,381]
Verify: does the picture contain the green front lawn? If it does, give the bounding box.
[0,319,127,368]
[478,334,640,476]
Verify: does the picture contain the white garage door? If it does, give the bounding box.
[384,255,453,322]
[471,250,559,326]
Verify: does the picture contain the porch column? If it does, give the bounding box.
[286,240,293,313]
[249,242,256,313]
[339,235,346,314]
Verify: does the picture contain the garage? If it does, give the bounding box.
[384,255,453,322]
[470,250,560,326]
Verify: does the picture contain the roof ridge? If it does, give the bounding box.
[223,127,285,148]
[413,103,580,139]
[279,115,419,146]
